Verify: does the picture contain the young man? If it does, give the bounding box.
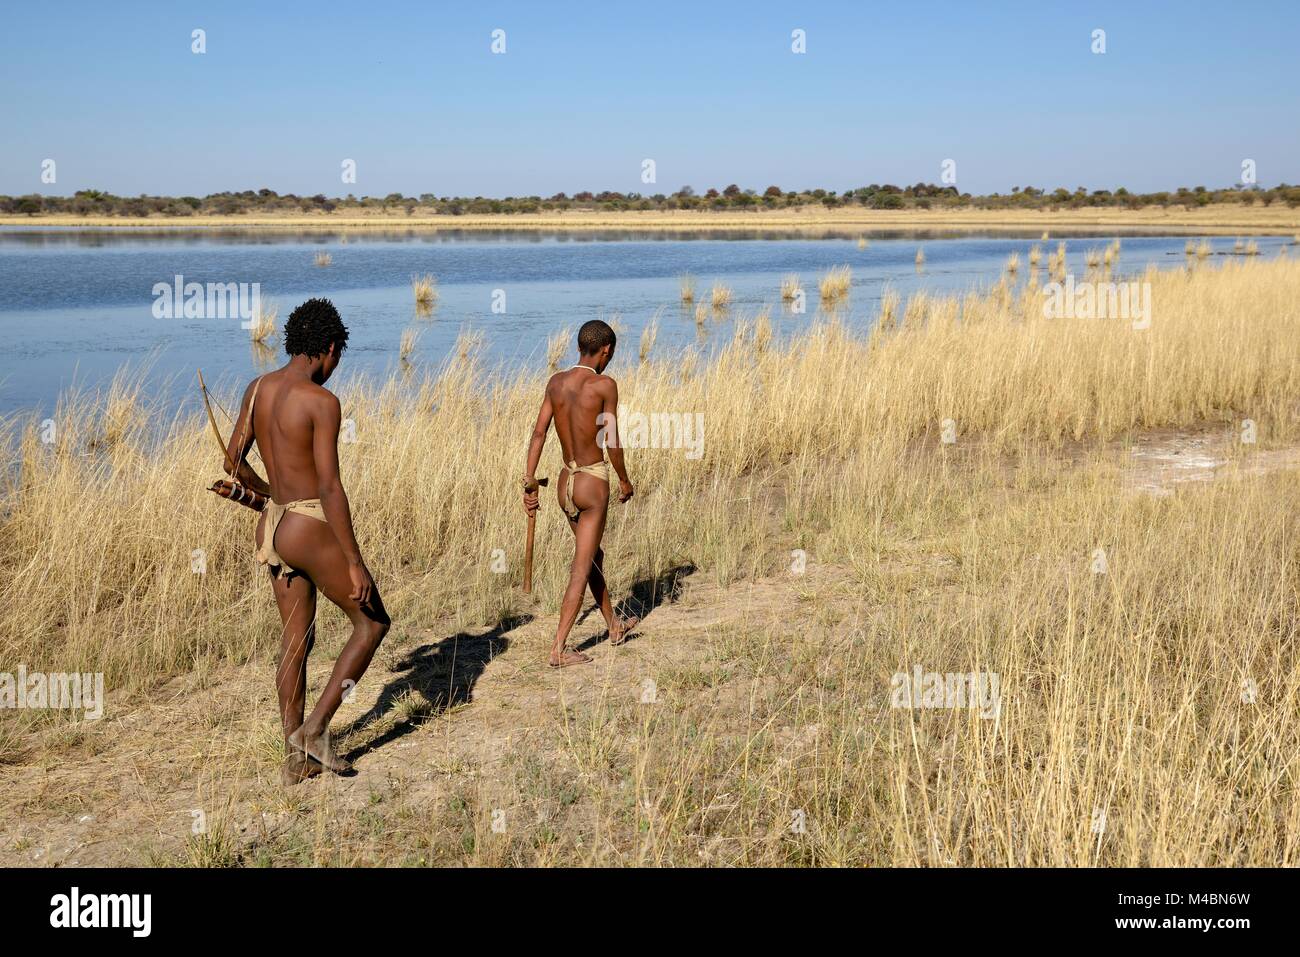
[523,319,638,667]
[222,298,390,784]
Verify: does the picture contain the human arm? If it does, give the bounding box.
[523,389,554,514]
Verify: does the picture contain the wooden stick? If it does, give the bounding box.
[522,476,548,594]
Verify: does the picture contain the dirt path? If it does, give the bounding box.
[0,561,844,866]
[1124,428,1300,496]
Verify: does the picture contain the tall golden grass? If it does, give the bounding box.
[639,311,661,363]
[411,274,438,305]
[314,251,332,267]
[4,258,1300,865]
[248,300,278,344]
[817,265,852,302]
[399,328,421,362]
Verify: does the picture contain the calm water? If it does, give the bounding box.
[0,227,1287,416]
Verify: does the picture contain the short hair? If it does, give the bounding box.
[284,298,349,358]
[577,319,616,356]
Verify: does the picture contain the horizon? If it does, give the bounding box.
[3,0,1298,198]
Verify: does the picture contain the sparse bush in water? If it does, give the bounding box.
[818,265,852,302]
[411,273,438,305]
[248,300,278,343]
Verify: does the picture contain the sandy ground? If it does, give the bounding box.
[3,207,1299,233]
[2,427,1297,866]
[0,561,822,866]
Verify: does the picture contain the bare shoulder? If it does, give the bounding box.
[298,380,341,415]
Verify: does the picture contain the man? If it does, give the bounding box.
[222,298,390,783]
[523,319,638,667]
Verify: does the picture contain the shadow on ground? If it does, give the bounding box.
[574,562,697,651]
[339,613,531,760]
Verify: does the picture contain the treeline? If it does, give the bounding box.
[5,182,1300,217]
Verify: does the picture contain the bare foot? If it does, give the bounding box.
[288,724,352,773]
[280,751,323,787]
[608,615,641,646]
[548,647,592,668]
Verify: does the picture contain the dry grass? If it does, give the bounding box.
[9,205,1297,235]
[678,274,695,303]
[710,283,733,309]
[1028,245,1042,267]
[1005,252,1020,273]
[878,287,901,329]
[546,325,572,370]
[915,248,925,267]
[1196,239,1212,259]
[817,265,852,303]
[780,274,802,301]
[248,300,278,344]
[639,311,661,364]
[314,251,332,267]
[411,274,438,306]
[4,258,1300,866]
[399,328,421,363]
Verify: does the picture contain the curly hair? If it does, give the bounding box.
[577,319,616,356]
[283,298,349,358]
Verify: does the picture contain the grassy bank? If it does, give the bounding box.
[3,257,1299,865]
[3,205,1300,233]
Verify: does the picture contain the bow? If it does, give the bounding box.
[197,369,265,483]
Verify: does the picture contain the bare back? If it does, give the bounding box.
[548,367,614,466]
[244,370,334,504]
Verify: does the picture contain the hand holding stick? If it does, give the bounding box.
[522,475,549,594]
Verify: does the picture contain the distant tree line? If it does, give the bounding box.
[4,182,1299,217]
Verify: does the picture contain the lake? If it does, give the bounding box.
[0,227,1288,416]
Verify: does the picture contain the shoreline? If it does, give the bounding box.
[3,206,1298,234]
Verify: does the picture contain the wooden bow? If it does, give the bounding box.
[197,369,265,484]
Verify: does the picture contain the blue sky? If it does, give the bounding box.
[2,0,1297,197]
